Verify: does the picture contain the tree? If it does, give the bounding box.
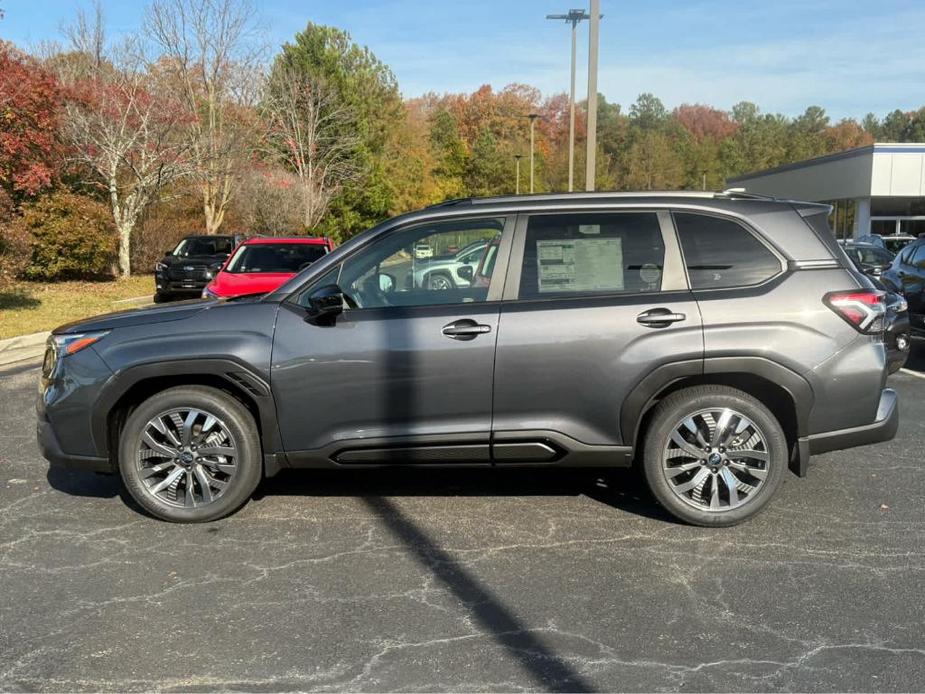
[0,42,60,200]
[465,131,508,196]
[629,93,668,131]
[146,0,262,234]
[428,109,467,198]
[274,23,402,237]
[56,8,191,276]
[674,104,737,141]
[263,65,360,229]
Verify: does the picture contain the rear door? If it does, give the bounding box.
[491,210,703,456]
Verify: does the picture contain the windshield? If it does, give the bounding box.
[225,244,328,274]
[173,237,235,257]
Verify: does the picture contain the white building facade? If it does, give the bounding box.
[727,143,925,240]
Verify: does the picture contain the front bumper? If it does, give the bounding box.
[805,388,899,457]
[37,413,112,473]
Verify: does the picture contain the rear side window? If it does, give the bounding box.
[518,213,665,299]
[674,213,781,290]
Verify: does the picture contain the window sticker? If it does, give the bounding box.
[578,224,601,235]
[536,237,624,293]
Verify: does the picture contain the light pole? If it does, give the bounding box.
[514,154,524,194]
[547,9,590,192]
[585,0,601,191]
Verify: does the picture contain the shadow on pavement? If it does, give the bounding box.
[255,466,673,523]
[363,495,597,692]
[46,466,121,499]
[901,337,925,374]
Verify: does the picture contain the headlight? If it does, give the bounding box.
[52,331,110,357]
[896,297,908,312]
[202,287,219,300]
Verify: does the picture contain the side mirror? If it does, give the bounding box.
[456,265,474,283]
[305,284,344,325]
[379,273,395,293]
[871,266,883,277]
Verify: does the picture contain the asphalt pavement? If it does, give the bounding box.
[1,348,924,692]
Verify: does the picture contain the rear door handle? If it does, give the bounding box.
[442,319,492,340]
[637,308,686,327]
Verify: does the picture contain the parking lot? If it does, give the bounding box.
[1,350,924,692]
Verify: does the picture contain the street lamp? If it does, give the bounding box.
[546,8,590,192]
[514,154,525,194]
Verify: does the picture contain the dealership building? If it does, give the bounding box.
[727,143,925,240]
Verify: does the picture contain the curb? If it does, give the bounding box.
[0,331,49,367]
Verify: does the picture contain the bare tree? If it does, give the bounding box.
[145,0,262,234]
[263,66,360,229]
[56,8,191,276]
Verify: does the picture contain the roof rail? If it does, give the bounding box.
[717,188,778,201]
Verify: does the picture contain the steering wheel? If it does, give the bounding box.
[351,274,392,309]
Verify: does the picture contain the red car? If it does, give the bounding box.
[202,237,333,300]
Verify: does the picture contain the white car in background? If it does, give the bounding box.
[413,242,434,259]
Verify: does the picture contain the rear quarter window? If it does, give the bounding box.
[674,212,782,290]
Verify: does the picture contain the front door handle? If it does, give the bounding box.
[442,319,492,340]
[637,308,686,327]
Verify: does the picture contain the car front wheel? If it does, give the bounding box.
[118,386,262,522]
[642,385,786,527]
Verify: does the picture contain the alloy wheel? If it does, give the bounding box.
[135,407,238,508]
[662,407,770,512]
[428,274,452,290]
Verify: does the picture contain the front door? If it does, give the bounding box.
[491,210,703,456]
[272,216,512,464]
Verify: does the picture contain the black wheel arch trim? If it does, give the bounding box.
[621,356,814,475]
[91,358,284,474]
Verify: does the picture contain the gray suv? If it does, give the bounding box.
[37,192,898,526]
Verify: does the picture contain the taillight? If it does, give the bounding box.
[824,290,886,333]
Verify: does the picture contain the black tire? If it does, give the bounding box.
[426,271,454,290]
[153,292,169,304]
[118,386,262,522]
[642,385,786,527]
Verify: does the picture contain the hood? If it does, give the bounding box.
[53,298,217,334]
[210,271,295,298]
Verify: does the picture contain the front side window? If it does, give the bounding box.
[226,244,328,273]
[518,213,665,299]
[334,218,504,309]
[674,213,781,290]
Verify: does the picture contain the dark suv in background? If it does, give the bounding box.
[882,236,925,336]
[38,192,898,526]
[154,234,244,303]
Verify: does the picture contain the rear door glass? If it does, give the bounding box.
[674,213,781,289]
[518,213,665,299]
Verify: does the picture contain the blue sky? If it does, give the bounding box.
[2,0,923,119]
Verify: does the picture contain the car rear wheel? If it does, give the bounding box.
[642,385,786,527]
[118,386,262,522]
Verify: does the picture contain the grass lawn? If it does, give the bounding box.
[0,275,154,340]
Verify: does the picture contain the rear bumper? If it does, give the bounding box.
[798,388,899,465]
[37,414,112,473]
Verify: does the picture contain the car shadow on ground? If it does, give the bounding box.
[254,466,674,523]
[46,464,674,524]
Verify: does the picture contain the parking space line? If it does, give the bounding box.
[899,368,925,380]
